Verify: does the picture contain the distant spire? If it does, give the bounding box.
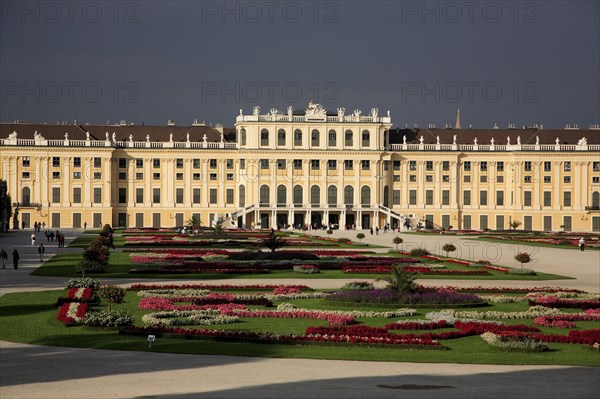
[455,108,461,129]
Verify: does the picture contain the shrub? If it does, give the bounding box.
[293,265,320,274]
[375,266,418,293]
[75,260,105,277]
[83,310,134,327]
[65,278,100,289]
[474,260,492,266]
[442,243,457,257]
[410,248,430,257]
[97,285,126,312]
[509,268,536,276]
[515,252,532,269]
[83,240,109,265]
[341,281,375,290]
[393,236,403,250]
[261,231,287,252]
[326,230,333,235]
[356,233,365,242]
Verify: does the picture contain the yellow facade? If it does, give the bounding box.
[1,104,599,232]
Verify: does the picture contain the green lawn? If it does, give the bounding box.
[1,289,598,366]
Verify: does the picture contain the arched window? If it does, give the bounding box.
[311,129,320,147]
[260,129,269,146]
[362,130,370,147]
[259,185,270,205]
[344,185,354,205]
[239,185,245,207]
[293,185,303,206]
[277,129,286,146]
[327,185,337,205]
[361,185,371,206]
[383,186,389,207]
[294,129,302,146]
[328,129,337,147]
[344,130,353,146]
[277,185,287,206]
[22,187,31,205]
[593,191,600,208]
[240,129,246,146]
[311,185,320,206]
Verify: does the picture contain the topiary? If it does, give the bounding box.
[410,248,430,257]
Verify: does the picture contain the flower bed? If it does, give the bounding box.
[480,331,549,351]
[129,283,311,291]
[57,302,88,324]
[528,297,600,310]
[326,289,484,306]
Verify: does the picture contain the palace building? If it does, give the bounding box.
[1,102,600,232]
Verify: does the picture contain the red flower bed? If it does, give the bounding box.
[533,317,576,328]
[130,268,270,274]
[129,283,310,291]
[65,288,94,301]
[56,302,88,324]
[342,267,490,275]
[419,285,584,294]
[530,329,600,346]
[528,297,600,310]
[386,320,450,330]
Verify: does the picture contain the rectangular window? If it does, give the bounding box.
[72,213,81,228]
[22,172,30,179]
[463,161,471,171]
[209,188,217,204]
[153,188,160,203]
[135,213,144,228]
[328,160,337,170]
[226,159,233,169]
[563,216,572,232]
[119,158,126,168]
[594,176,600,184]
[563,191,571,207]
[425,190,433,205]
[94,157,102,168]
[52,171,60,179]
[193,173,201,180]
[311,160,320,170]
[393,190,400,205]
[176,173,184,180]
[393,175,401,182]
[193,159,200,169]
[193,188,201,204]
[544,161,551,172]
[480,175,487,183]
[74,157,81,168]
[524,161,532,171]
[441,215,450,230]
[226,188,234,204]
[564,162,571,172]
[240,159,245,169]
[564,176,571,183]
[176,159,184,168]
[480,161,487,171]
[73,188,81,203]
[543,191,552,207]
[52,157,60,167]
[524,191,532,206]
[278,130,286,146]
[136,188,143,203]
[463,215,471,230]
[210,159,217,169]
[480,190,488,206]
[93,187,101,203]
[393,160,401,171]
[344,160,353,170]
[153,173,160,180]
[442,161,450,171]
[151,159,159,168]
[426,161,433,171]
[544,176,551,183]
[93,172,101,180]
[361,160,370,170]
[543,215,552,231]
[136,159,144,168]
[277,159,286,170]
[226,173,234,181]
[463,190,471,206]
[260,159,269,169]
[294,130,302,146]
[496,215,504,230]
[442,190,450,206]
[409,161,417,171]
[261,130,269,146]
[464,175,471,183]
[442,175,449,182]
[496,190,504,206]
[117,172,125,180]
[118,188,127,203]
[496,175,504,183]
[592,217,600,232]
[524,176,532,183]
[152,213,160,228]
[593,162,600,172]
[409,175,417,182]
[136,173,143,180]
[480,215,488,230]
[22,156,30,167]
[51,213,61,228]
[426,175,433,182]
[496,161,504,171]
[293,159,302,170]
[209,173,217,180]
[409,190,417,205]
[176,188,184,204]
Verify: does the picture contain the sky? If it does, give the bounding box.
[1,0,599,129]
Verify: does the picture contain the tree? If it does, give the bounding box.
[356,233,365,243]
[326,229,333,236]
[212,220,224,238]
[514,252,532,270]
[442,243,457,257]
[75,260,104,277]
[376,265,418,293]
[187,214,202,230]
[510,220,522,230]
[393,236,403,251]
[261,231,286,252]
[0,179,12,234]
[97,285,126,312]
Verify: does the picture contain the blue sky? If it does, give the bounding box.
[1,0,598,128]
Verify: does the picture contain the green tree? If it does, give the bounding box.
[97,285,126,312]
[356,233,365,243]
[442,243,457,257]
[212,220,224,238]
[393,236,403,251]
[376,265,418,293]
[510,220,522,230]
[187,214,202,230]
[515,252,532,270]
[0,179,12,234]
[261,230,287,252]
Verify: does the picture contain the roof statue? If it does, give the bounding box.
[146,134,150,143]
[169,133,173,142]
[252,106,260,116]
[239,109,243,116]
[86,131,90,141]
[555,137,560,145]
[112,132,116,143]
[490,137,495,145]
[517,136,521,145]
[337,107,345,119]
[203,134,208,143]
[8,131,17,140]
[269,108,279,116]
[64,132,69,140]
[453,134,457,145]
[507,136,511,145]
[536,135,540,145]
[105,132,109,141]
[370,108,378,118]
[403,135,407,145]
[186,132,190,143]
[352,109,361,119]
[129,134,133,143]
[387,110,390,117]
[419,136,424,145]
[436,135,440,145]
[474,137,478,145]
[287,106,293,116]
[33,131,44,140]
[578,137,588,145]
[305,101,326,117]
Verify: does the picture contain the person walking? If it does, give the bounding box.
[84,221,87,230]
[0,248,7,269]
[579,237,585,252]
[38,244,45,262]
[31,233,36,246]
[12,250,20,269]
